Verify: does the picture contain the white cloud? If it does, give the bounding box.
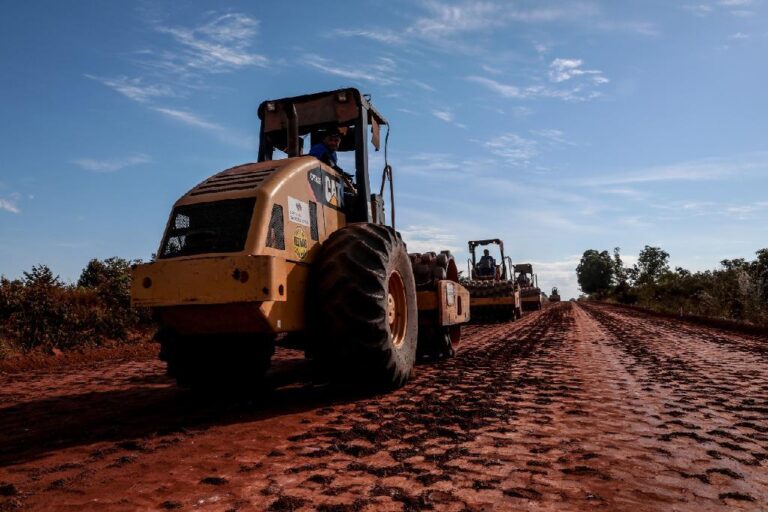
[530,128,574,146]
[412,80,436,91]
[599,187,647,200]
[467,73,606,102]
[481,64,503,75]
[0,198,20,214]
[729,9,756,16]
[534,43,550,55]
[73,154,152,173]
[154,13,268,73]
[331,29,404,45]
[331,2,654,56]
[531,256,582,299]
[432,109,454,123]
[549,58,608,84]
[467,76,525,98]
[86,10,270,158]
[728,32,750,39]
[684,0,755,16]
[91,13,267,107]
[399,225,460,254]
[584,152,768,186]
[397,152,463,175]
[724,201,768,218]
[683,4,715,16]
[409,1,506,38]
[718,0,753,6]
[407,1,624,40]
[151,108,252,149]
[152,107,222,131]
[484,133,538,165]
[85,75,177,103]
[302,54,398,85]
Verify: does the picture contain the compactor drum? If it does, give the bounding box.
[460,239,522,322]
[131,88,469,391]
[514,263,542,311]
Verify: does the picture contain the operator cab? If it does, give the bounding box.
[257,88,390,224]
[468,239,510,281]
[513,264,537,288]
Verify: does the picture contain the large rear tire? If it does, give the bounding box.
[313,223,418,389]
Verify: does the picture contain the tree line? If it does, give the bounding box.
[576,246,768,325]
[0,258,152,357]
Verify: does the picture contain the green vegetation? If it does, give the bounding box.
[576,246,768,325]
[0,258,152,357]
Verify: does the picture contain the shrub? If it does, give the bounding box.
[0,259,153,356]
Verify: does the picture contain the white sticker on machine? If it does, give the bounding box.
[445,282,456,306]
[287,196,310,226]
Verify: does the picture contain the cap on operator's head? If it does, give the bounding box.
[484,249,490,255]
[326,130,342,140]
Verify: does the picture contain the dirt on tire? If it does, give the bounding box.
[1,302,767,511]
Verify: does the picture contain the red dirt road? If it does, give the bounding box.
[1,302,767,511]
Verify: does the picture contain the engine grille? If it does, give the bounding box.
[189,164,277,196]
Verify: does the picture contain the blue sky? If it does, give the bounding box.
[1,1,767,298]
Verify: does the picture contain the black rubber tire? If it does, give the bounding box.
[416,314,455,361]
[158,329,274,393]
[313,223,418,389]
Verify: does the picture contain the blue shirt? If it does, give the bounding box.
[309,143,337,166]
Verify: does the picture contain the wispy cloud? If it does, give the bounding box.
[467,62,608,102]
[599,187,647,200]
[330,28,404,45]
[432,109,454,123]
[724,201,768,218]
[648,199,768,221]
[530,128,575,146]
[412,79,436,91]
[408,1,508,38]
[684,0,755,16]
[407,1,641,40]
[302,54,398,85]
[153,13,268,74]
[397,152,463,175]
[152,108,222,131]
[85,75,177,103]
[430,108,467,128]
[484,133,538,165]
[151,107,251,149]
[585,152,768,186]
[73,154,152,173]
[467,76,527,98]
[332,1,655,53]
[549,58,608,84]
[0,197,20,214]
[399,225,460,254]
[91,13,267,104]
[86,11,264,151]
[684,4,715,16]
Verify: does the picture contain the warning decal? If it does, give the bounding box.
[292,227,308,259]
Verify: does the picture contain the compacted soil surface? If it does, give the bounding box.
[1,302,767,511]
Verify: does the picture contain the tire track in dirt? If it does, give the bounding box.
[0,309,564,511]
[1,303,767,511]
[580,302,768,509]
